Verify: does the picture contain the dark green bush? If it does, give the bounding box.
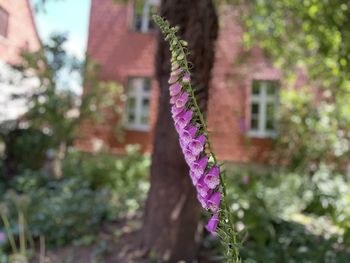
[0,146,150,248]
[220,168,350,262]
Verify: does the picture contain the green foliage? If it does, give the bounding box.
[0,147,150,248]
[272,89,349,173]
[1,128,50,174]
[21,34,121,150]
[62,145,151,216]
[220,169,350,262]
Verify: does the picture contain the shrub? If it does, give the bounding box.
[0,146,150,248]
[219,169,350,262]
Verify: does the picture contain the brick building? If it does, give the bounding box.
[0,0,40,64]
[0,0,40,123]
[81,0,285,163]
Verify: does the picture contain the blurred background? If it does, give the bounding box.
[0,0,350,262]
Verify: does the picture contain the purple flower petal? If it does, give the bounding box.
[188,134,206,156]
[183,73,191,83]
[171,68,183,77]
[197,193,209,209]
[204,165,220,189]
[175,92,189,108]
[169,82,182,97]
[191,156,208,178]
[171,62,179,71]
[168,75,178,84]
[179,125,198,146]
[184,148,196,166]
[171,105,184,118]
[189,170,199,186]
[170,93,180,104]
[205,213,219,233]
[207,192,221,213]
[176,110,193,129]
[196,179,211,198]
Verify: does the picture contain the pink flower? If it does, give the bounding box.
[196,179,211,198]
[197,193,209,209]
[191,156,208,179]
[168,75,178,84]
[175,92,189,108]
[184,148,196,166]
[179,125,198,146]
[205,213,219,233]
[204,165,220,189]
[188,134,206,156]
[189,170,199,186]
[171,105,184,118]
[183,73,190,83]
[175,110,192,130]
[169,82,182,97]
[207,192,221,213]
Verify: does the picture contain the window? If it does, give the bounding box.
[124,77,151,131]
[249,80,279,138]
[132,0,159,32]
[0,6,9,38]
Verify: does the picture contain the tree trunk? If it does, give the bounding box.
[142,1,218,261]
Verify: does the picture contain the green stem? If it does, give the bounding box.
[155,16,240,262]
[19,211,26,257]
[0,212,18,254]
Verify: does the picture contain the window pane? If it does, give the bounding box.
[132,0,143,31]
[266,118,275,130]
[143,78,151,92]
[128,112,136,123]
[252,81,260,95]
[266,103,275,120]
[267,81,277,95]
[250,117,258,130]
[132,0,158,32]
[148,5,158,30]
[251,103,259,114]
[140,98,150,124]
[126,97,136,124]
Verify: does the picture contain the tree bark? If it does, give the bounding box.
[142,1,218,261]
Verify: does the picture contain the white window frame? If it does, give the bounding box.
[0,6,9,38]
[248,80,279,138]
[124,77,151,131]
[132,0,159,33]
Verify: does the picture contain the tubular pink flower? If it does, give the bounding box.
[183,73,190,83]
[191,156,208,178]
[197,193,209,209]
[168,75,178,84]
[171,105,184,118]
[171,68,183,77]
[175,110,192,129]
[205,213,219,233]
[171,62,179,71]
[188,134,206,156]
[207,192,221,213]
[175,92,189,108]
[190,170,199,186]
[169,82,182,97]
[196,179,211,198]
[179,125,198,146]
[184,148,196,166]
[204,165,220,189]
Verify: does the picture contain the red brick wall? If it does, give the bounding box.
[82,2,285,163]
[0,0,40,64]
[208,7,282,162]
[78,0,158,153]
